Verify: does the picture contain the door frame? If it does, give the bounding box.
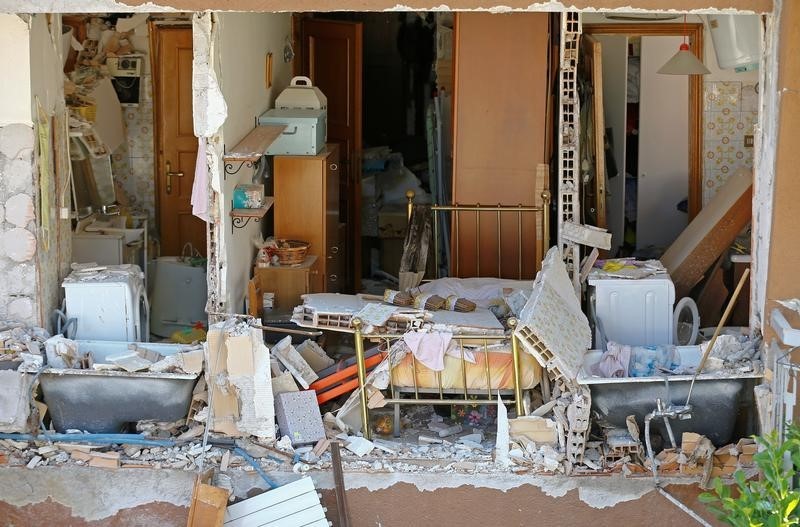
[583,23,704,220]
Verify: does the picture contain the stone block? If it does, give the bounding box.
[274,390,325,446]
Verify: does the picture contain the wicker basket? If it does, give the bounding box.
[275,240,309,265]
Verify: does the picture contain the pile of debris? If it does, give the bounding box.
[0,321,50,368]
[645,432,759,485]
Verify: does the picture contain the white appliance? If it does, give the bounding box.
[588,272,675,347]
[149,257,208,338]
[63,264,149,342]
[707,15,761,71]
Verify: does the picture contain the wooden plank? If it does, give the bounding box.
[188,483,229,527]
[224,125,287,162]
[225,478,316,522]
[661,170,752,298]
[331,441,350,527]
[225,494,323,527]
[230,198,275,219]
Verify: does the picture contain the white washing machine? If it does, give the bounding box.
[588,272,675,347]
[63,264,149,342]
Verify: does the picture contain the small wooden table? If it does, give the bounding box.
[249,256,319,316]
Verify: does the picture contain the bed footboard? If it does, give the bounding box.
[353,318,525,440]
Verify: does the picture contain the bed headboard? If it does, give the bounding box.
[406,189,551,280]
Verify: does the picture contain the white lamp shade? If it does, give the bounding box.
[658,44,711,75]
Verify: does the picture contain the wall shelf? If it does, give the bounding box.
[230,197,274,233]
[222,125,286,180]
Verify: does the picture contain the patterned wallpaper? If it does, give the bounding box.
[110,48,156,234]
[703,81,758,205]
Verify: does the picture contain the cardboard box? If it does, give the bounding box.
[378,205,408,238]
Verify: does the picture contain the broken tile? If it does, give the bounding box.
[345,436,375,457]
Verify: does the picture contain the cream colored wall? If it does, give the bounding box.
[216,11,293,312]
[0,14,31,126]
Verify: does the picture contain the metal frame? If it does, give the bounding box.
[353,318,525,441]
[405,191,551,280]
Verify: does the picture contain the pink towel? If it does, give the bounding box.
[190,137,209,222]
[403,332,453,372]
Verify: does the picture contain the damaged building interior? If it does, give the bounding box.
[0,1,798,525]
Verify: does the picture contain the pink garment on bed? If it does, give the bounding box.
[402,331,453,372]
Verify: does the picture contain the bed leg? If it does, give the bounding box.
[353,318,371,440]
[509,318,524,417]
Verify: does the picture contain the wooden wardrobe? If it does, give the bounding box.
[274,144,342,293]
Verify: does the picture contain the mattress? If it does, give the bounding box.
[390,346,541,391]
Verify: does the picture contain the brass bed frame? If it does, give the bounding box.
[352,190,551,440]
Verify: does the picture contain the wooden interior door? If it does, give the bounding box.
[452,12,550,278]
[580,35,607,231]
[299,18,362,291]
[637,35,689,250]
[594,34,628,255]
[153,26,205,256]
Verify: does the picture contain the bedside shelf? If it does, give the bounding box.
[230,197,274,233]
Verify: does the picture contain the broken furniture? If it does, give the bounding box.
[351,319,542,439]
[661,168,752,298]
[249,256,319,317]
[274,145,343,293]
[578,346,762,446]
[404,186,550,279]
[148,255,208,338]
[36,340,199,433]
[309,347,384,404]
[62,263,149,342]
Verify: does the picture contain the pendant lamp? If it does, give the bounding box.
[658,15,710,75]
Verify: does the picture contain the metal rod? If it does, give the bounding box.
[509,319,524,416]
[352,318,371,441]
[657,487,714,527]
[250,324,323,337]
[431,204,545,212]
[475,209,481,276]
[685,268,750,406]
[484,340,492,400]
[542,191,551,265]
[455,209,460,277]
[382,398,513,406]
[461,340,468,399]
[434,209,441,279]
[411,353,420,399]
[518,208,523,279]
[497,209,502,277]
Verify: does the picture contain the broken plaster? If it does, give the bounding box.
[234,470,689,510]
[0,0,768,14]
[0,466,195,522]
[752,0,780,335]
